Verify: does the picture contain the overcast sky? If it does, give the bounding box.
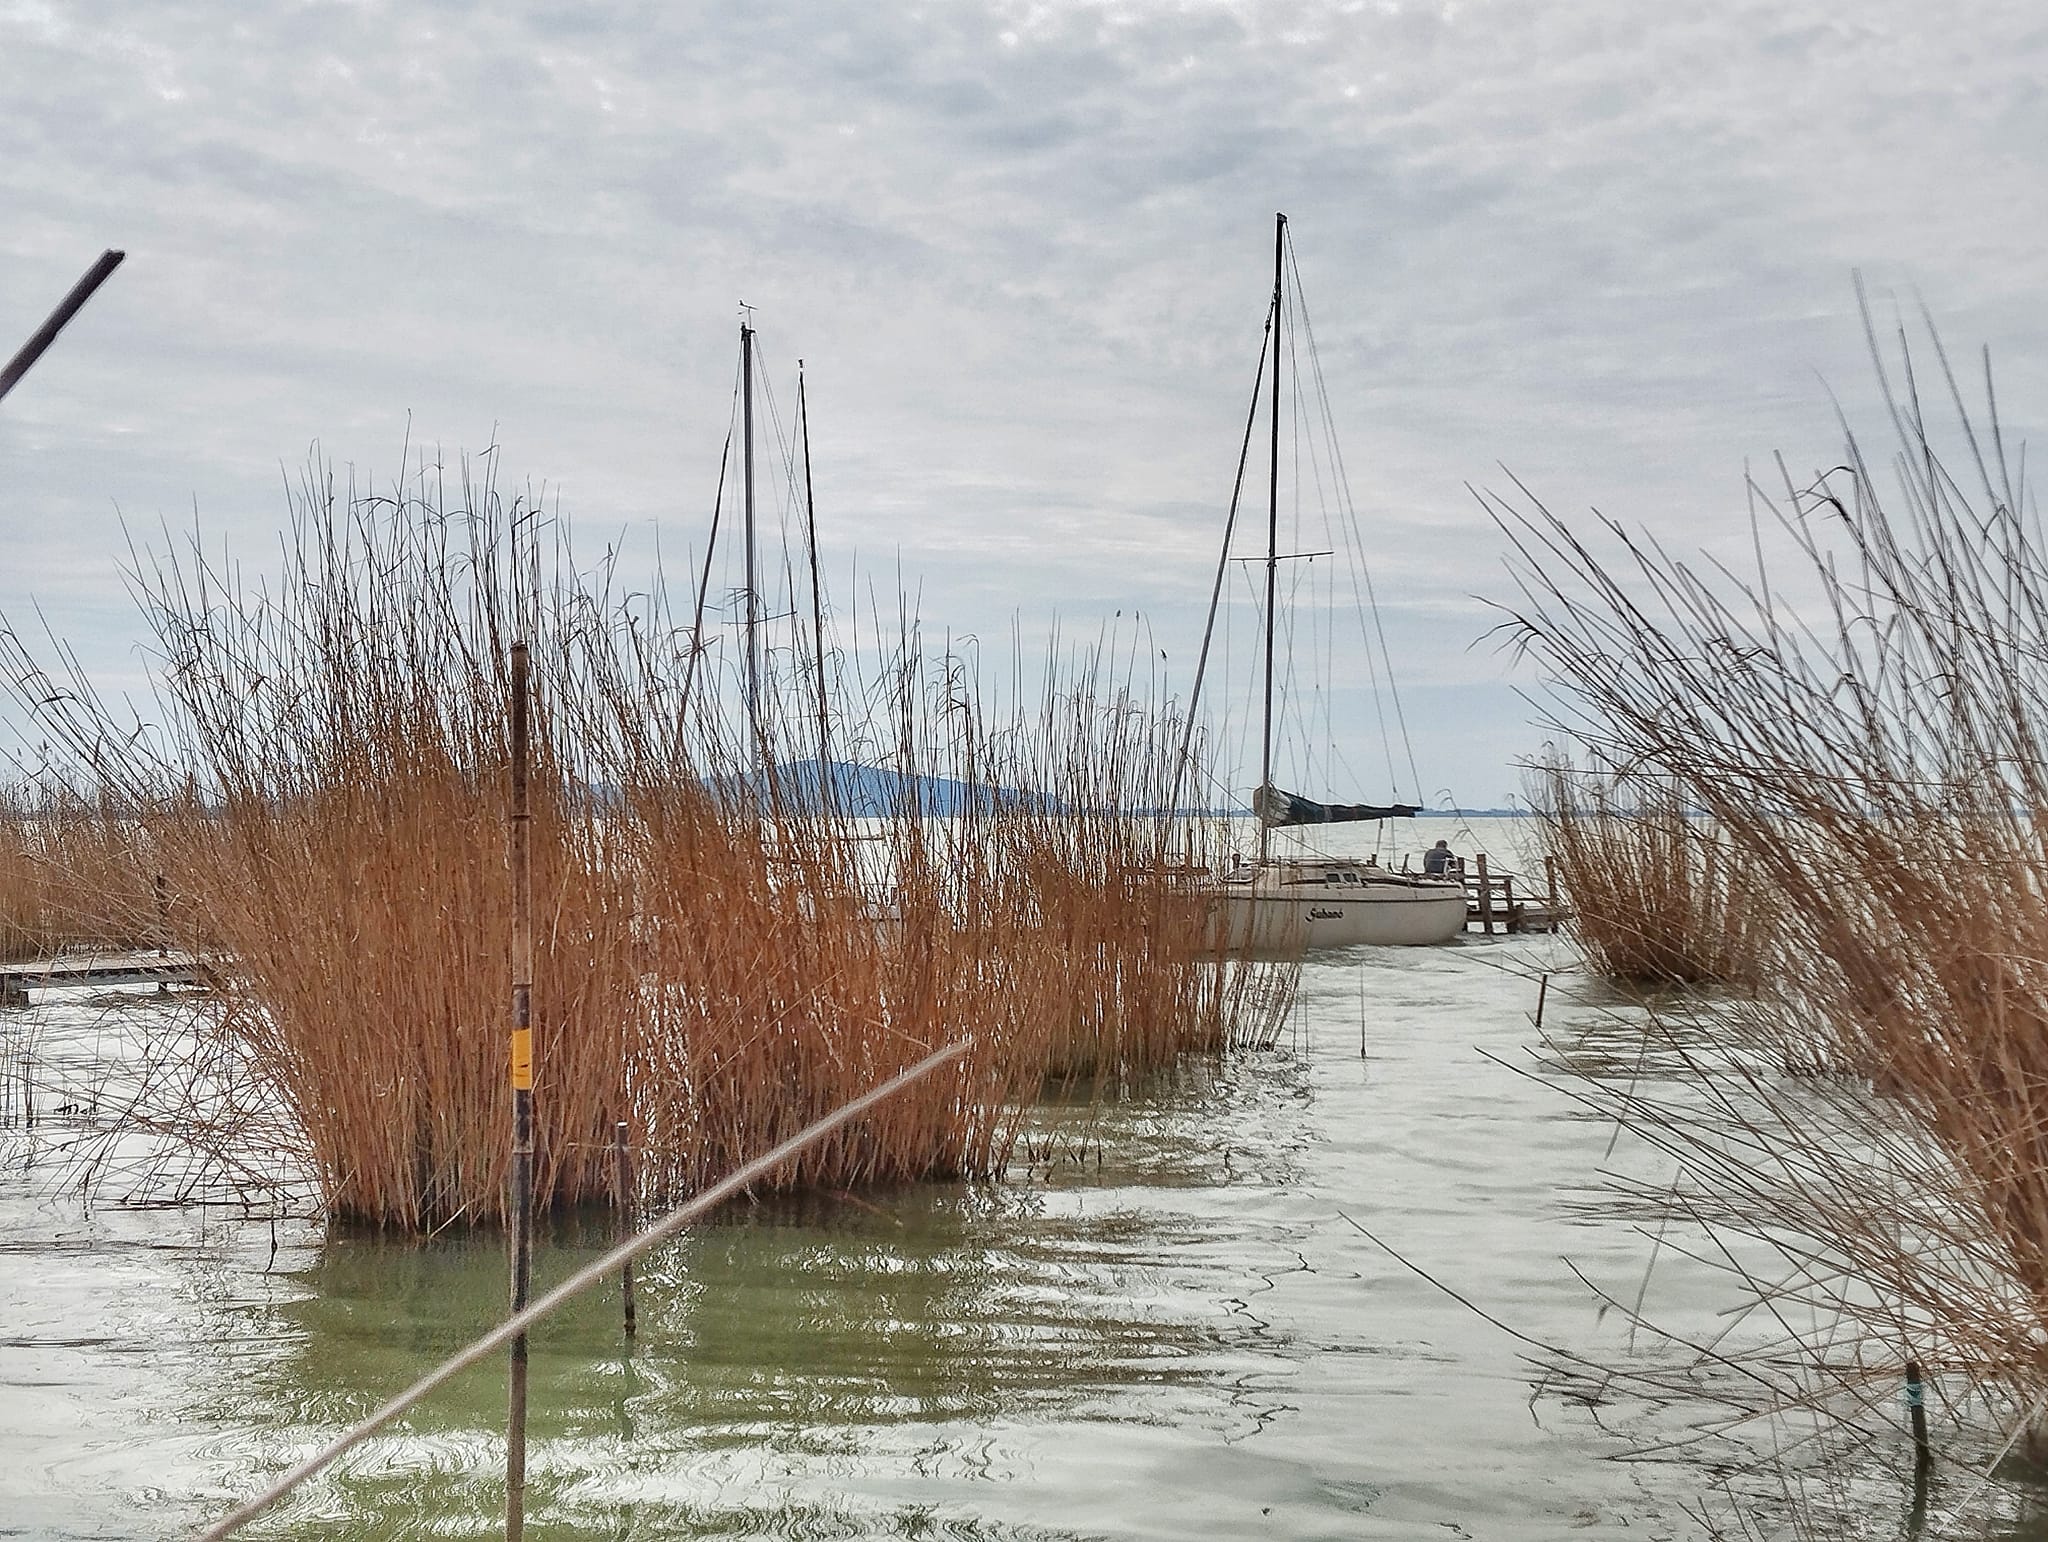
[3,0,2044,810]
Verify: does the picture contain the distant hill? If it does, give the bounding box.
[707,763,1537,819]
[716,759,1046,816]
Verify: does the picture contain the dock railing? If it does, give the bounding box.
[1462,856,1562,934]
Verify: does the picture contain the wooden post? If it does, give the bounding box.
[1476,853,1495,935]
[155,872,170,992]
[1906,1359,1931,1468]
[1502,873,1517,932]
[614,1120,637,1340]
[506,642,536,1541]
[1535,971,1551,1030]
[1544,855,1558,911]
[20,1056,34,1128]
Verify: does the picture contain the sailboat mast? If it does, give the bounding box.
[798,361,832,792]
[1260,211,1286,865]
[741,318,761,758]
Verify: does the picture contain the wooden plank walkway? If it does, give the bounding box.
[0,949,210,1007]
[1463,859,1566,935]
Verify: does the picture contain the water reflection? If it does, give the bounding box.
[172,1056,1312,1537]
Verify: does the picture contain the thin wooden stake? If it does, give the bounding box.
[155,872,170,992]
[507,641,535,1541]
[1535,971,1551,1031]
[1476,853,1495,936]
[1906,1359,1932,1469]
[614,1120,637,1340]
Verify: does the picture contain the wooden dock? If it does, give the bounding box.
[1464,855,1565,935]
[0,949,210,1007]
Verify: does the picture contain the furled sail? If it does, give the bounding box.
[1254,784,1421,828]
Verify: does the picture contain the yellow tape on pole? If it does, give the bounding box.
[510,1028,533,1090]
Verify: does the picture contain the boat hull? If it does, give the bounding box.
[1210,871,1467,952]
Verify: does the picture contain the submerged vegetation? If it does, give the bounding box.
[1495,299,2048,1516]
[0,451,1282,1230]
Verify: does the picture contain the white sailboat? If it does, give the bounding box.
[1204,214,1466,952]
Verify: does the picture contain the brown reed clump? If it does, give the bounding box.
[1530,761,1775,988]
[1485,290,2048,1482]
[0,781,166,961]
[0,448,1277,1229]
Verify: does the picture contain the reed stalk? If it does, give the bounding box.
[1531,761,1775,987]
[0,447,1280,1229]
[0,782,164,960]
[1487,292,2048,1506]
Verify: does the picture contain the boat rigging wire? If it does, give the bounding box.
[1286,240,1426,806]
[676,360,741,725]
[1170,309,1274,816]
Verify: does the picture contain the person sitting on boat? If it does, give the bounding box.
[1423,839,1460,877]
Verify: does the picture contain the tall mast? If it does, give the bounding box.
[741,316,761,760]
[798,360,832,793]
[1259,212,1286,865]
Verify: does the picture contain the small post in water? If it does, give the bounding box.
[155,872,170,992]
[506,641,536,1540]
[1535,971,1551,1031]
[1906,1359,1931,1471]
[614,1120,637,1340]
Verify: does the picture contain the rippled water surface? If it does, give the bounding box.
[3,822,1776,1540]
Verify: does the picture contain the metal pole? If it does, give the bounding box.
[1259,212,1286,867]
[0,249,125,405]
[741,322,761,761]
[506,642,535,1540]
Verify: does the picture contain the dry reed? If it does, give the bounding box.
[0,448,1278,1230]
[0,782,165,960]
[1487,290,2048,1510]
[1531,761,1775,987]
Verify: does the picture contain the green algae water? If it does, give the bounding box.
[0,821,1899,1539]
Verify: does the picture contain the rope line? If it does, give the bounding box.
[191,1038,973,1541]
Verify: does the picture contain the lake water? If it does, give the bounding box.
[0,818,1945,1539]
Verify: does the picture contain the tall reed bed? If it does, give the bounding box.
[2,451,1273,1228]
[1530,762,1774,987]
[1487,297,2048,1494]
[0,782,165,960]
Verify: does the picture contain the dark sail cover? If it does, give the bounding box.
[1255,784,1421,828]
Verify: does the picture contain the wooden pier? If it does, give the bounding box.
[1463,855,1565,935]
[0,949,210,1007]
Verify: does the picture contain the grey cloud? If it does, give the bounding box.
[3,0,2045,802]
